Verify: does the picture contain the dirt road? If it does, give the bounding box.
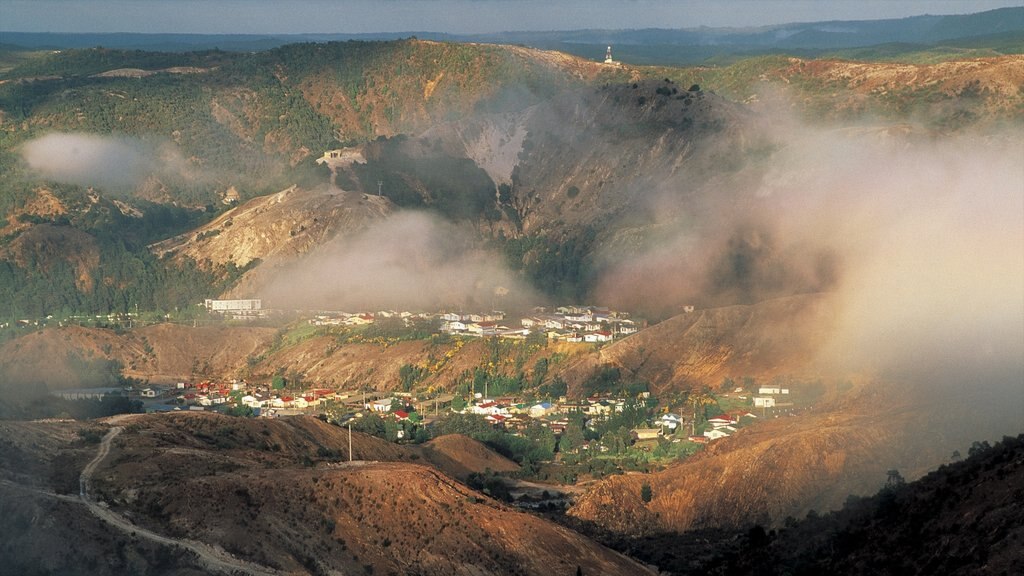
[79,425,281,576]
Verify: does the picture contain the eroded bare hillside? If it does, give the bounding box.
[0,324,277,386]
[0,413,650,576]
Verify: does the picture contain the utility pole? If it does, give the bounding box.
[377,180,383,197]
[348,421,353,462]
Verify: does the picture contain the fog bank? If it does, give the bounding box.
[261,211,536,313]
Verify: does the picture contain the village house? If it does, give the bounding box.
[707,415,737,428]
[660,413,685,430]
[704,428,731,440]
[631,428,662,441]
[758,386,790,395]
[529,402,554,418]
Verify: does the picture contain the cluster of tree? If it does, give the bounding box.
[349,135,499,221]
[502,228,598,301]
[580,366,651,398]
[430,413,556,469]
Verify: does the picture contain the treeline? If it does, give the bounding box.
[0,183,252,318]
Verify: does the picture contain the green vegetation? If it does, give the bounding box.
[503,228,598,301]
[432,413,556,469]
[351,135,499,221]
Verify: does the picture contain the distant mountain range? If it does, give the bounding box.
[2,7,1022,65]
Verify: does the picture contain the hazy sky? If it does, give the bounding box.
[3,0,1022,34]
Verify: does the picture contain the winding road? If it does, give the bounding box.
[78,422,281,576]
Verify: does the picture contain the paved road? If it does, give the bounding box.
[79,425,281,576]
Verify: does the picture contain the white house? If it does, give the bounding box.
[443,320,468,332]
[584,330,613,343]
[660,413,685,430]
[758,386,790,395]
[369,398,393,412]
[529,402,554,418]
[241,395,263,408]
[704,428,731,440]
[753,397,776,408]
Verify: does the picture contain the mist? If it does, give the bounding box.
[595,117,1023,439]
[261,211,537,313]
[21,132,189,193]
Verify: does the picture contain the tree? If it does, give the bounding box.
[451,395,466,412]
[271,375,287,390]
[688,388,716,433]
[559,419,586,454]
[640,482,653,503]
[885,469,905,489]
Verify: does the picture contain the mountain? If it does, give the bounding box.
[2,39,1020,316]
[566,383,936,535]
[692,433,1024,575]
[3,7,1022,65]
[0,412,651,575]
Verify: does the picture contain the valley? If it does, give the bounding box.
[0,7,1022,575]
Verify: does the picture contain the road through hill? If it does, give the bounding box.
[79,423,282,576]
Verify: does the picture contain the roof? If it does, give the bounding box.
[394,410,410,419]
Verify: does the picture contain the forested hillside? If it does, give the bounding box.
[1,39,1020,319]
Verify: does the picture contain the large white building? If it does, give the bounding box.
[204,299,264,319]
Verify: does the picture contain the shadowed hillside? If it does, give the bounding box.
[0,413,650,576]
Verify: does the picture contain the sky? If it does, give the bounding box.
[3,0,1022,35]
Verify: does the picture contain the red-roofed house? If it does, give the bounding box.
[584,330,614,343]
[707,415,736,427]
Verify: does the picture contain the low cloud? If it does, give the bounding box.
[261,211,536,312]
[594,117,1023,440]
[21,132,192,193]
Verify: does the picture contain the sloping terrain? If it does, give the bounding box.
[696,433,1024,575]
[150,185,392,269]
[568,385,944,535]
[0,324,278,387]
[416,433,522,480]
[0,413,650,576]
[3,41,1020,315]
[557,294,836,397]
